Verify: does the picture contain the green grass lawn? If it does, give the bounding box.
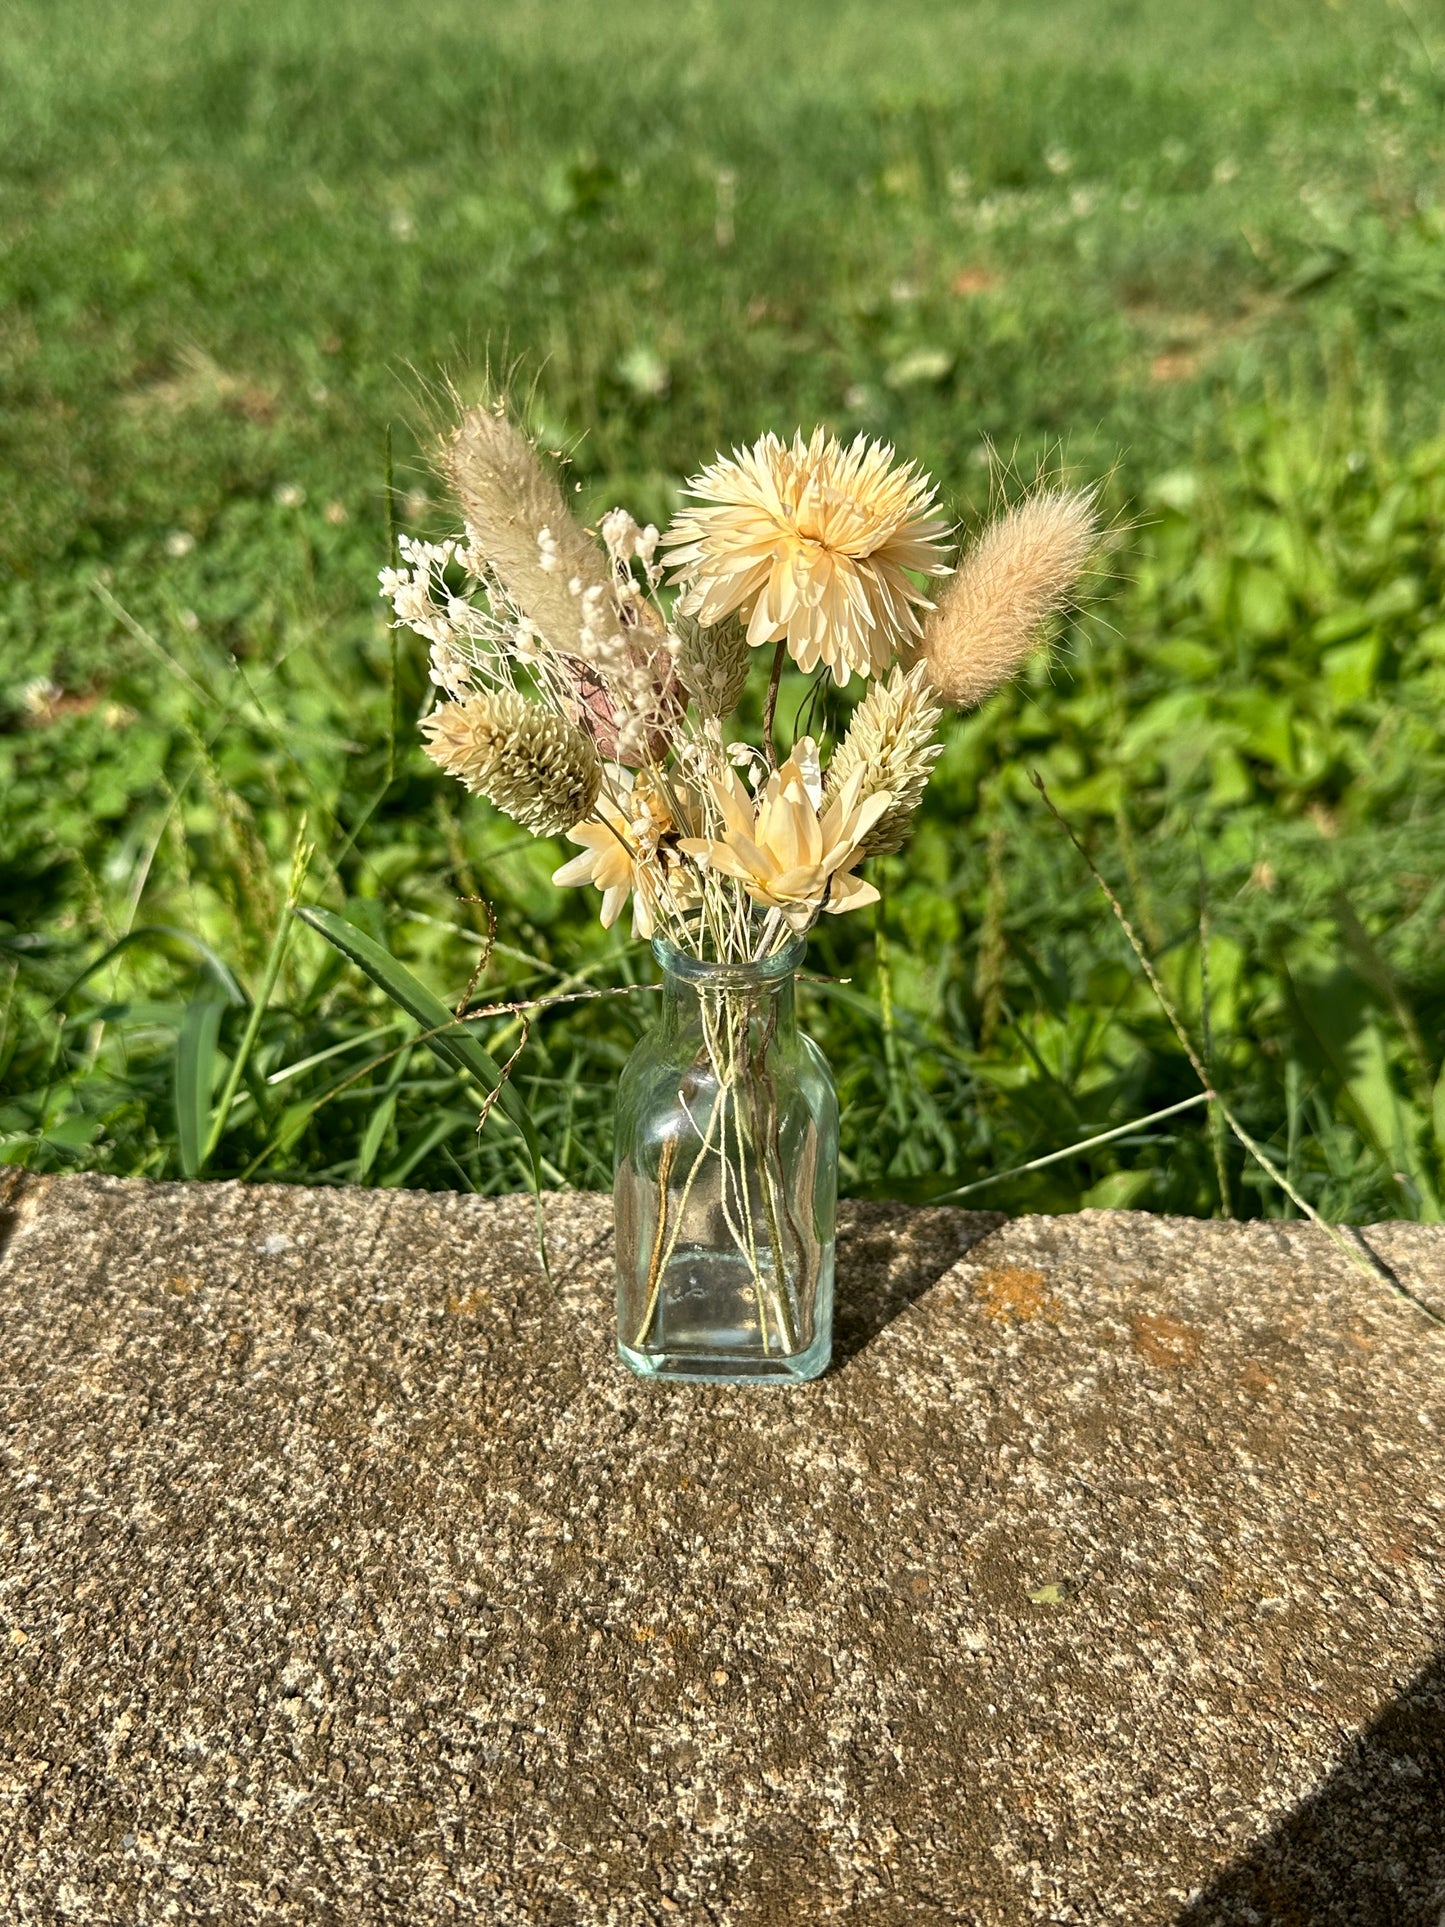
[3,0,1444,1218]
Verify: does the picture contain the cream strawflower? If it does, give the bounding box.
[552,767,700,938]
[680,738,891,931]
[662,429,950,685]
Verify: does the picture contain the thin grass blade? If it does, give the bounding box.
[175,998,225,1178]
[294,906,543,1192]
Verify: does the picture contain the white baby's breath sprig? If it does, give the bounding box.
[600,507,662,583]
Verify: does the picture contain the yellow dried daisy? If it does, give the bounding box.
[552,767,701,938]
[662,428,950,685]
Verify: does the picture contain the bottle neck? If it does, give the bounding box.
[653,938,803,1053]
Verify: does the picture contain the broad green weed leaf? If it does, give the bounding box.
[1290,964,1440,1219]
[1322,635,1382,709]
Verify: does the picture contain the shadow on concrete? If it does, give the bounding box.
[1176,1650,1445,1926]
[830,1202,1004,1368]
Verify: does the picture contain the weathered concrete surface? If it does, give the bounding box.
[1,1172,1442,1926]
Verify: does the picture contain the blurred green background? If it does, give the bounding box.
[3,0,1444,1217]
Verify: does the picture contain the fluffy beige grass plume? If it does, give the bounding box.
[917,486,1099,710]
[441,405,621,656]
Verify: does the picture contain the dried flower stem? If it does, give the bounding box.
[634,1081,727,1348]
[753,1091,799,1351]
[642,1132,679,1334]
[727,1079,769,1350]
[762,638,788,767]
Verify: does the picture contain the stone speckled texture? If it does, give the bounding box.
[1,1172,1443,1925]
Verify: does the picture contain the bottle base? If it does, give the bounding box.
[616,1330,831,1386]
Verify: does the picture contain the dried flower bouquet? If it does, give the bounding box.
[382,402,1098,1378]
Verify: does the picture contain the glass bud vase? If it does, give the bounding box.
[613,934,838,1384]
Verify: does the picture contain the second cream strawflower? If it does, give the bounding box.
[680,740,892,931]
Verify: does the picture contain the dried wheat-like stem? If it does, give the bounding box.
[474,1015,532,1135]
[931,1093,1213,1203]
[1031,771,1445,1329]
[823,660,943,858]
[452,895,498,1020]
[919,487,1099,710]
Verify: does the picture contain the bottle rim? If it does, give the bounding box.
[652,932,805,986]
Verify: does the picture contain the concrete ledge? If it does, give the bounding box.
[1,1172,1443,1924]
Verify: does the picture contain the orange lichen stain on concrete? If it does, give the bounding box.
[1238,1360,1278,1396]
[1130,1311,1202,1368]
[445,1289,489,1316]
[974,1266,1056,1323]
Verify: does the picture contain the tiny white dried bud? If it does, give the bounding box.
[601,507,641,562]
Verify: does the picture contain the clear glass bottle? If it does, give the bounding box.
[613,934,837,1384]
